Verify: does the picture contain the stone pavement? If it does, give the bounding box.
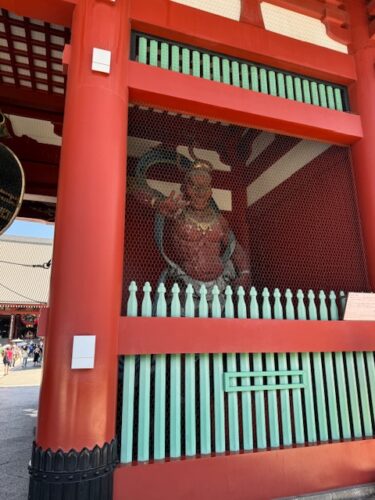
[0,360,41,500]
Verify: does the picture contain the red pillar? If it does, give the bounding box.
[29,0,129,496]
[348,0,375,290]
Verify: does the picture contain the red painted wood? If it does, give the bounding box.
[130,0,356,84]
[114,439,375,500]
[36,0,130,452]
[0,0,74,27]
[118,316,375,354]
[128,62,362,145]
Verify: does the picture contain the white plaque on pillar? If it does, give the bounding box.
[71,335,96,369]
[343,292,375,321]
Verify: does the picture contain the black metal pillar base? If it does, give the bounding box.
[28,438,118,500]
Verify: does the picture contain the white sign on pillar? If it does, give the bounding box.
[71,335,96,369]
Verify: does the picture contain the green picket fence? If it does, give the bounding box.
[119,282,375,464]
[131,32,349,112]
[125,281,346,320]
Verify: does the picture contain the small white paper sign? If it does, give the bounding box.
[343,292,375,321]
[71,335,96,369]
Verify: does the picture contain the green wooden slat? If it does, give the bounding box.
[301,353,317,443]
[222,59,231,84]
[253,353,267,449]
[137,354,151,461]
[138,36,148,64]
[182,47,190,75]
[120,355,136,463]
[154,354,166,460]
[212,55,221,82]
[286,75,295,100]
[268,70,277,97]
[199,353,211,454]
[334,352,351,439]
[170,354,181,458]
[278,353,292,446]
[227,353,240,452]
[213,353,226,452]
[202,53,211,80]
[192,50,201,77]
[149,39,158,67]
[345,351,362,438]
[365,352,375,428]
[290,353,305,444]
[185,353,196,456]
[355,352,372,436]
[326,86,336,110]
[334,88,344,111]
[318,83,328,107]
[277,73,286,98]
[302,80,312,104]
[294,77,303,102]
[312,353,328,442]
[323,352,340,440]
[259,68,268,94]
[232,61,240,87]
[241,63,250,89]
[250,66,259,92]
[311,82,320,106]
[171,45,180,72]
[160,42,169,70]
[266,353,280,447]
[240,353,253,450]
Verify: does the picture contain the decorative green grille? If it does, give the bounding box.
[131,32,349,112]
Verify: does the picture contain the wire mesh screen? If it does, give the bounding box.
[122,105,368,313]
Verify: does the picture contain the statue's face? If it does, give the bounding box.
[185,171,212,210]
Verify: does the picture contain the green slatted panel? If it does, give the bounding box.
[222,59,231,84]
[199,353,211,454]
[202,53,211,80]
[301,353,317,443]
[318,83,328,107]
[160,42,169,69]
[149,39,158,67]
[232,61,240,87]
[250,66,259,92]
[334,88,344,111]
[192,50,201,77]
[240,353,253,450]
[121,355,136,463]
[365,352,375,428]
[241,63,250,90]
[323,352,340,440]
[212,55,221,82]
[311,82,320,106]
[259,68,268,94]
[312,353,328,441]
[278,353,292,446]
[294,77,303,102]
[154,353,166,459]
[138,36,148,64]
[290,353,305,444]
[213,353,226,452]
[345,352,362,438]
[268,70,277,97]
[185,353,196,456]
[326,86,336,110]
[227,353,240,451]
[334,352,351,438]
[171,45,180,72]
[170,354,181,458]
[137,355,151,461]
[182,48,190,75]
[302,80,312,104]
[286,75,295,100]
[266,354,280,447]
[277,73,286,98]
[355,352,372,436]
[253,353,267,449]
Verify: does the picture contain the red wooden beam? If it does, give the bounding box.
[0,0,74,27]
[0,85,65,113]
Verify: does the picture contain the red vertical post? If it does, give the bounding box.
[348,0,375,290]
[29,0,130,497]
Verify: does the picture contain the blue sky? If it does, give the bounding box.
[4,220,54,239]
